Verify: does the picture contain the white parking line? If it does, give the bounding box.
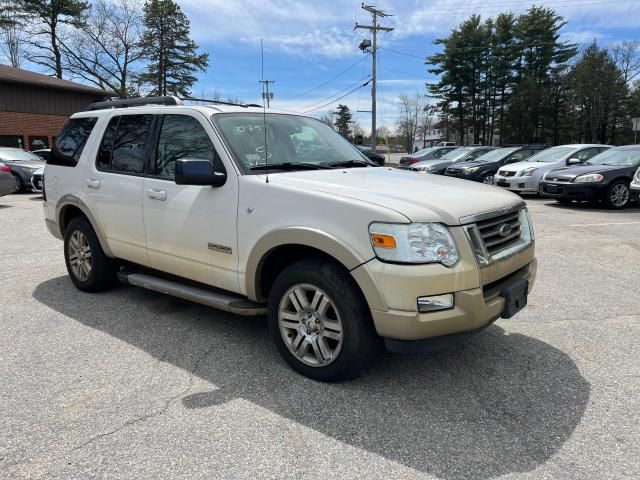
[568,221,640,227]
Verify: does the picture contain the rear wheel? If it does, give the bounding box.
[605,181,630,209]
[11,174,23,193]
[64,216,118,292]
[267,259,380,381]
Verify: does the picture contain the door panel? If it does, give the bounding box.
[142,113,240,292]
[85,114,150,265]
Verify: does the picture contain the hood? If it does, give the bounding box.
[499,160,557,173]
[545,164,621,181]
[268,167,523,225]
[5,159,45,169]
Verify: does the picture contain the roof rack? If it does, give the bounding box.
[87,96,182,111]
[87,96,265,111]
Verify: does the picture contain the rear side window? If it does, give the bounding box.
[49,117,97,167]
[155,115,217,179]
[97,114,152,174]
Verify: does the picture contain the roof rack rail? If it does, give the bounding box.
[179,97,263,108]
[87,96,183,111]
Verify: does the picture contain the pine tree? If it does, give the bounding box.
[333,104,352,138]
[139,0,208,97]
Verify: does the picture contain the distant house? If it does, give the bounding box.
[0,65,111,150]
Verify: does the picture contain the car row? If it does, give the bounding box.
[0,147,48,193]
[409,146,496,174]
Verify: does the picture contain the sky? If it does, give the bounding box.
[179,0,640,133]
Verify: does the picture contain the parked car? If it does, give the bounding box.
[43,96,536,381]
[632,165,640,201]
[494,144,610,194]
[397,146,458,169]
[31,166,45,193]
[410,146,496,175]
[32,149,51,161]
[444,145,547,184]
[0,162,15,197]
[436,141,456,147]
[539,145,640,209]
[355,145,385,166]
[0,147,46,192]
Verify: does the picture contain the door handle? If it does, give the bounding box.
[86,179,100,189]
[147,188,167,201]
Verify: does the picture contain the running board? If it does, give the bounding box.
[125,273,267,316]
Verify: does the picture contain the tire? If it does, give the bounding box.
[267,258,380,382]
[557,199,572,205]
[64,216,118,292]
[604,180,631,209]
[11,174,23,193]
[481,173,495,185]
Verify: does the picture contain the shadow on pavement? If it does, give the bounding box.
[34,276,590,480]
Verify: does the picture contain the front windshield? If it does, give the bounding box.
[474,147,519,163]
[439,147,471,161]
[525,146,574,163]
[213,113,371,172]
[585,149,640,167]
[0,149,41,162]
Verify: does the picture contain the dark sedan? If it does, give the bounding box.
[355,146,385,166]
[397,146,458,169]
[0,147,46,192]
[410,146,496,175]
[539,145,640,209]
[444,145,547,184]
[0,162,15,197]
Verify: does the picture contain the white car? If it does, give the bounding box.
[494,144,610,194]
[42,96,536,381]
[631,166,640,201]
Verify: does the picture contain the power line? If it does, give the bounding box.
[410,0,635,16]
[302,80,372,114]
[280,56,368,101]
[296,75,371,112]
[416,0,634,9]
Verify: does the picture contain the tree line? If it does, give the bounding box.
[426,6,640,146]
[0,0,208,98]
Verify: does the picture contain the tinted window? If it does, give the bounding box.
[49,117,97,167]
[97,117,119,170]
[155,115,217,179]
[576,148,601,162]
[111,115,151,174]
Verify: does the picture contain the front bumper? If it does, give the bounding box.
[351,230,536,342]
[539,180,606,200]
[494,174,538,193]
[631,180,640,200]
[444,169,484,182]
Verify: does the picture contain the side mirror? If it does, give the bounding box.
[566,157,581,166]
[175,158,226,187]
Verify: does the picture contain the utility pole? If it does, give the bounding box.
[259,79,275,108]
[355,3,393,153]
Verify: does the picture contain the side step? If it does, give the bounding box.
[125,273,267,316]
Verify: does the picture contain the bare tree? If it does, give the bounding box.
[418,104,437,148]
[0,0,29,67]
[319,111,335,129]
[397,92,425,152]
[612,41,640,84]
[60,0,144,97]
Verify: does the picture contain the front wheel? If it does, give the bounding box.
[481,173,495,185]
[267,259,380,381]
[12,174,23,193]
[605,181,630,209]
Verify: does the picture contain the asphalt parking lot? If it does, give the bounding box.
[1,193,639,480]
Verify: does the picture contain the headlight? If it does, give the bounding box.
[414,166,432,173]
[574,173,603,183]
[463,166,479,173]
[369,223,459,266]
[519,167,538,177]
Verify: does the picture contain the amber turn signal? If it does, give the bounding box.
[370,233,397,249]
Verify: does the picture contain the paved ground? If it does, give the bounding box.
[1,192,639,480]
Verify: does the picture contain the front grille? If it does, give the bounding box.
[444,168,460,176]
[463,206,533,267]
[476,210,522,255]
[501,171,517,177]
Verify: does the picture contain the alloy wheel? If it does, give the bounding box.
[483,174,495,185]
[278,283,343,367]
[68,230,92,282]
[610,183,629,207]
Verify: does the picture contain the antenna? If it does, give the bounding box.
[260,39,269,184]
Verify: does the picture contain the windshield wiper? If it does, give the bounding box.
[249,162,334,171]
[326,159,373,168]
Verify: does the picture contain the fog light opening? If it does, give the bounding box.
[417,294,454,313]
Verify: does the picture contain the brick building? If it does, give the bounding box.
[0,65,110,150]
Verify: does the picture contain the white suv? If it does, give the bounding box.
[43,97,537,381]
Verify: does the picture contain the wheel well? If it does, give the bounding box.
[59,205,85,235]
[258,244,348,301]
